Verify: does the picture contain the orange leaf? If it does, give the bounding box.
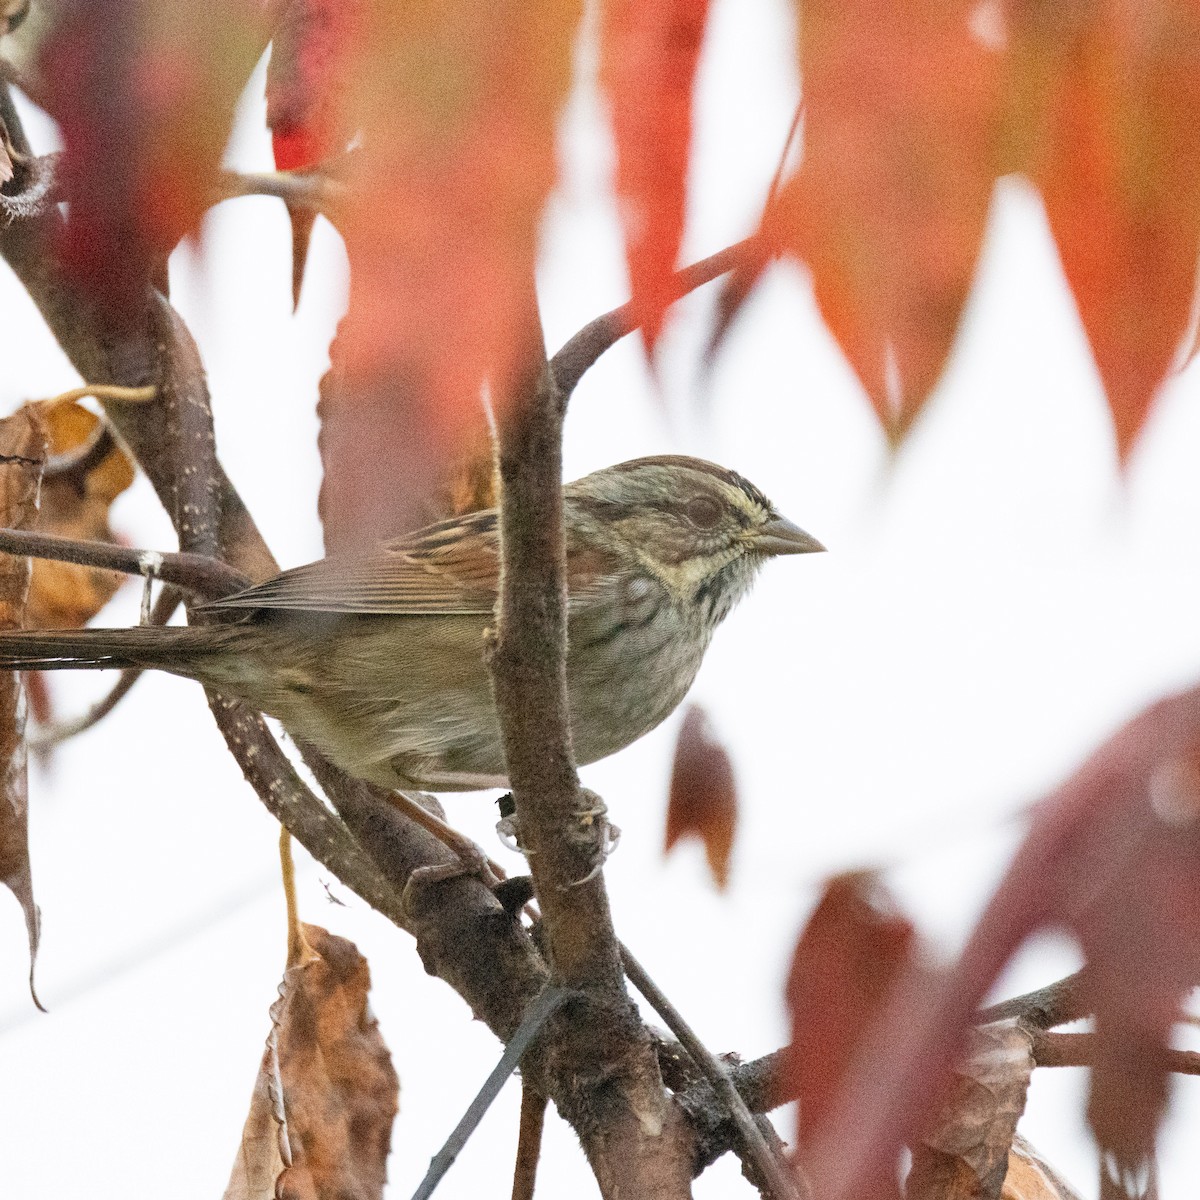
[28,401,135,631]
[1002,1137,1083,1200]
[600,0,713,353]
[785,0,1002,437]
[665,704,738,888]
[37,0,271,319]
[224,925,398,1200]
[317,0,581,549]
[1011,0,1200,459]
[0,406,46,1011]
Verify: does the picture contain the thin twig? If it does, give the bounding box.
[511,1085,548,1200]
[0,528,249,600]
[215,168,347,211]
[765,102,804,211]
[977,970,1089,1030]
[29,585,182,751]
[1032,1031,1200,1076]
[549,237,758,399]
[41,384,158,407]
[411,985,575,1200]
[622,945,802,1200]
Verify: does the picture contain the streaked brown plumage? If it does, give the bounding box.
[0,456,823,790]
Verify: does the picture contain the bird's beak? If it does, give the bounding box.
[745,515,826,557]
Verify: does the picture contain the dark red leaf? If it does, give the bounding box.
[600,0,713,353]
[782,873,918,1160]
[37,0,270,320]
[784,0,1002,438]
[793,684,1200,1200]
[267,0,358,172]
[665,704,738,888]
[267,0,359,306]
[1011,0,1200,460]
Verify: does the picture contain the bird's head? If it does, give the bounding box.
[565,455,824,620]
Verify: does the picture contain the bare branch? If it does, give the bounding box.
[1032,1031,1200,1076]
[623,945,800,1200]
[0,528,249,599]
[215,167,347,212]
[489,299,695,1196]
[550,237,758,399]
[978,971,1090,1030]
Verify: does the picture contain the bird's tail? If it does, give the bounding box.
[0,626,216,676]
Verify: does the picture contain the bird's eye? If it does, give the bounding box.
[684,496,722,529]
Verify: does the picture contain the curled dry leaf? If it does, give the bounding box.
[0,405,46,1010]
[1009,0,1200,460]
[224,924,398,1200]
[1001,1137,1083,1200]
[664,704,738,889]
[28,401,135,630]
[599,0,714,354]
[907,1020,1035,1200]
[783,0,1002,439]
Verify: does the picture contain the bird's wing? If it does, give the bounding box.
[201,510,617,616]
[203,512,503,615]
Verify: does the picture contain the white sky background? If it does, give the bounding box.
[3,0,1200,1195]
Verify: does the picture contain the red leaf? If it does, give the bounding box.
[665,704,738,888]
[1012,0,1200,460]
[37,0,270,320]
[792,684,1200,1200]
[781,874,918,1160]
[267,0,357,172]
[318,0,580,547]
[600,0,713,353]
[784,0,1002,438]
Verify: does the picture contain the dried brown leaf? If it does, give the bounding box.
[1001,1137,1083,1200]
[665,704,738,889]
[224,924,398,1200]
[0,405,46,1010]
[907,1020,1035,1200]
[28,401,135,631]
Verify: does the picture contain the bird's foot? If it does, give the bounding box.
[565,789,621,887]
[388,789,503,916]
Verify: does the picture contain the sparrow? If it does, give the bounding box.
[0,455,824,790]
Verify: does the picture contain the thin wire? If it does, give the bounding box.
[411,985,574,1200]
